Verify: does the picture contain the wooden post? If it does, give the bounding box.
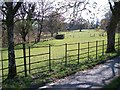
[96,41,98,60]
[78,43,80,64]
[102,40,104,55]
[29,46,31,74]
[65,43,67,66]
[118,38,119,51]
[49,44,52,71]
[88,42,89,60]
[23,43,27,77]
[1,50,4,80]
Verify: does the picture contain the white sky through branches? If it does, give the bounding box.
[0,0,111,22]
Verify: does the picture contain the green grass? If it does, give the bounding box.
[1,29,120,89]
[13,29,107,47]
[102,76,120,90]
[1,29,120,76]
[32,29,107,46]
[2,51,120,89]
[1,30,119,72]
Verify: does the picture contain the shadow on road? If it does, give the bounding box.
[39,57,120,90]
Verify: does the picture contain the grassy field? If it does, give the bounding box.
[1,29,120,79]
[1,29,120,89]
[33,29,107,46]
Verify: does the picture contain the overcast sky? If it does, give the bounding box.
[57,0,110,22]
[88,0,110,21]
[0,0,111,22]
[61,0,110,22]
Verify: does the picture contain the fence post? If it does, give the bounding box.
[29,46,31,74]
[49,44,52,71]
[102,40,104,55]
[88,42,89,61]
[65,43,67,66]
[118,38,119,51]
[78,43,80,64]
[23,43,27,77]
[1,50,4,80]
[96,41,98,60]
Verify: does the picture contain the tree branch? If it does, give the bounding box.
[1,9,7,15]
[108,1,114,13]
[13,1,23,15]
[5,2,13,8]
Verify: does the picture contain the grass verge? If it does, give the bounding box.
[102,76,120,90]
[2,50,120,89]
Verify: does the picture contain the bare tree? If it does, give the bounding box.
[1,1,23,79]
[46,11,65,37]
[35,0,54,42]
[15,3,35,43]
[66,0,90,30]
[106,1,120,53]
[15,2,35,76]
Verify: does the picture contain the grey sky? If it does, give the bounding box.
[0,0,111,22]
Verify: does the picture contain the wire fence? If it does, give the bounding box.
[0,38,120,81]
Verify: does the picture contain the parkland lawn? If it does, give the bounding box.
[1,29,119,79]
[33,29,107,46]
[2,29,120,89]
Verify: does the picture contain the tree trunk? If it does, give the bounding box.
[79,28,82,32]
[3,2,23,79]
[37,18,43,42]
[51,32,54,37]
[106,15,119,53]
[22,36,27,77]
[37,30,42,42]
[7,15,17,79]
[106,1,120,53]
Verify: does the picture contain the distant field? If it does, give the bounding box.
[33,29,107,46]
[1,29,119,79]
